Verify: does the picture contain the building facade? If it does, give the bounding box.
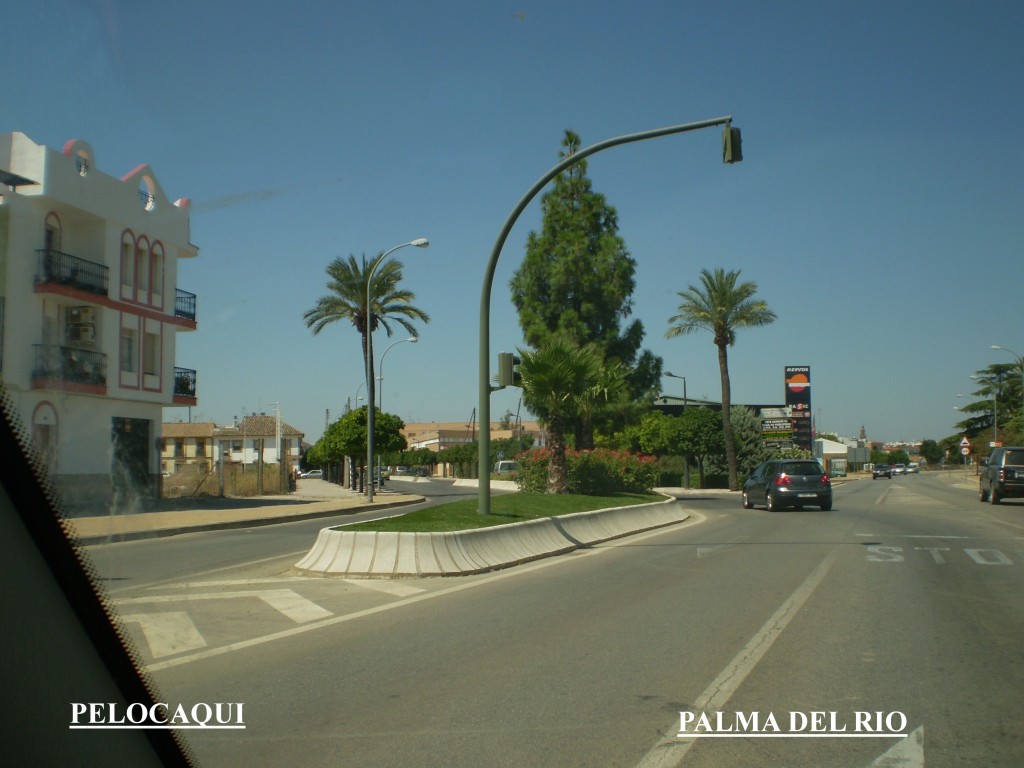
[0,133,198,511]
[161,416,304,476]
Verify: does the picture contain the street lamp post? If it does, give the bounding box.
[366,239,429,503]
[478,116,741,515]
[664,371,689,489]
[375,335,417,489]
[991,345,1024,424]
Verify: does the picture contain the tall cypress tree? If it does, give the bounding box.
[510,130,661,447]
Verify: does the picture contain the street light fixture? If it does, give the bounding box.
[374,335,418,489]
[378,336,418,412]
[477,116,741,515]
[366,238,429,503]
[664,372,687,410]
[664,372,689,489]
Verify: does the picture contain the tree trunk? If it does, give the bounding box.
[717,342,739,491]
[547,413,569,494]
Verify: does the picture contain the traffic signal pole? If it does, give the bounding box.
[478,116,739,515]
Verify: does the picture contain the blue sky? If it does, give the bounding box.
[6,0,1022,445]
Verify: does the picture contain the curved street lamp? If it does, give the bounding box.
[378,336,418,412]
[366,238,428,502]
[477,116,740,514]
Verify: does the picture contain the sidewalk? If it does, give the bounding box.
[65,481,423,546]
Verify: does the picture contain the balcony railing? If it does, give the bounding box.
[175,289,197,322]
[32,344,107,387]
[35,249,109,297]
[174,367,197,398]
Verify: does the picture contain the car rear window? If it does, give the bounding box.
[781,461,823,475]
[1005,450,1024,466]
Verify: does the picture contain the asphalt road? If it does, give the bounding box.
[88,478,480,592]
[102,473,1024,767]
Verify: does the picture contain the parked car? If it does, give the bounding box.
[979,446,1024,505]
[742,459,832,511]
[872,464,892,479]
[392,466,412,476]
[300,469,323,479]
[892,463,907,475]
[493,460,518,477]
[906,462,920,474]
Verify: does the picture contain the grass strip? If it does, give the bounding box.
[343,492,663,533]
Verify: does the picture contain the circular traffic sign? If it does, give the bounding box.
[960,446,971,456]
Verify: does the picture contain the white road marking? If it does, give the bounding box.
[119,611,206,658]
[141,513,707,673]
[341,579,425,597]
[865,726,924,767]
[155,576,426,597]
[635,549,841,768]
[114,589,332,623]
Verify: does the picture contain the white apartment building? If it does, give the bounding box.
[0,133,198,512]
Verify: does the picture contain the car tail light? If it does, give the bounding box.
[999,469,1006,482]
[774,474,791,486]
[822,474,830,485]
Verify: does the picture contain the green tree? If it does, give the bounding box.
[919,439,943,466]
[315,406,406,474]
[666,268,777,491]
[304,253,429,414]
[518,335,604,493]
[510,130,661,447]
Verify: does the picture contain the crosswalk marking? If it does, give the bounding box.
[341,579,425,597]
[113,589,332,623]
[119,611,206,658]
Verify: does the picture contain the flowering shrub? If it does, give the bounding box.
[514,448,658,495]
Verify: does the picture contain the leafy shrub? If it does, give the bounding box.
[514,448,658,495]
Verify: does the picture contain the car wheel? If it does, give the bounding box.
[766,492,777,512]
[742,491,753,509]
[990,488,1001,505]
[820,500,832,511]
[980,485,989,503]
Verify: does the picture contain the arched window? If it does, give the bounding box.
[135,236,150,304]
[150,242,164,305]
[120,231,135,300]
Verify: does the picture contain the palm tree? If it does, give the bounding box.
[519,335,604,493]
[304,254,429,414]
[666,268,776,491]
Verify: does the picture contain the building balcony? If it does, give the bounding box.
[173,367,197,405]
[32,344,107,392]
[35,249,109,298]
[175,289,197,322]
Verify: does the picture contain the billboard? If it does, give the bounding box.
[785,366,812,451]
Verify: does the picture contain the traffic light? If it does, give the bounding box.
[497,352,522,388]
[722,124,742,164]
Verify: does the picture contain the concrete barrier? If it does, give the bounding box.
[294,496,689,577]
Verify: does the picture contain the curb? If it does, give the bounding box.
[294,496,690,578]
[68,497,423,546]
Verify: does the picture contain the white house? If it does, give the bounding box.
[161,416,304,476]
[0,133,198,511]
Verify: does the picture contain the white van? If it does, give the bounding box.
[493,460,517,476]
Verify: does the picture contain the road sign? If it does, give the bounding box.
[961,446,971,456]
[959,436,971,447]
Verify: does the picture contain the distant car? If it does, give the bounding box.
[393,466,411,476]
[300,469,323,479]
[493,460,518,477]
[872,464,892,479]
[742,459,832,511]
[906,462,920,474]
[979,446,1024,505]
[892,464,907,475]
